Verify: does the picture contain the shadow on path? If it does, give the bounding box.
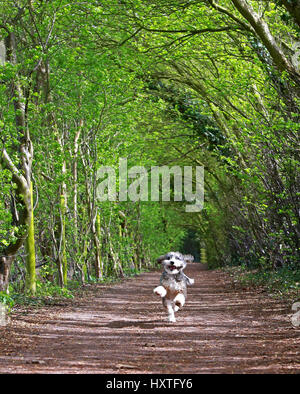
[0,263,299,373]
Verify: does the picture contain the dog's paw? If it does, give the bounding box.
[174,305,180,312]
[189,278,194,285]
[174,293,185,309]
[153,286,166,297]
[168,315,176,323]
[175,300,183,308]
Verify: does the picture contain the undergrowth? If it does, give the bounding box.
[224,264,300,301]
[0,266,153,312]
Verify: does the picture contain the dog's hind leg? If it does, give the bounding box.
[164,299,176,323]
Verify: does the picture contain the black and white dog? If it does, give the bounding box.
[153,252,195,323]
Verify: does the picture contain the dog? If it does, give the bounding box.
[153,251,194,323]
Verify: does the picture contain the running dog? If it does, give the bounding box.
[153,251,194,323]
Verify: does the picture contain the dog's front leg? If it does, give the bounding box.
[153,285,167,298]
[183,273,194,286]
[165,299,176,323]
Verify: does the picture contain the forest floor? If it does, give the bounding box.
[0,263,299,374]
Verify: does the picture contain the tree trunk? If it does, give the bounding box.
[59,185,68,287]
[0,31,33,292]
[93,209,103,280]
[0,256,13,293]
[25,182,36,295]
[73,119,83,237]
[230,0,300,88]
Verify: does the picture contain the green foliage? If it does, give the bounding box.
[0,0,299,300]
[228,265,300,299]
[0,292,15,312]
[35,281,74,299]
[8,283,74,308]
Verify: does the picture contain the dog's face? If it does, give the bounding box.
[157,251,187,275]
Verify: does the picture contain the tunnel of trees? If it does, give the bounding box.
[0,0,299,298]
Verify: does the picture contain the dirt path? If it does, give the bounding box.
[0,264,299,374]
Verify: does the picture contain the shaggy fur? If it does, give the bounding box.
[153,251,194,323]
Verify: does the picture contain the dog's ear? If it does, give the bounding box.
[183,254,194,264]
[157,254,167,264]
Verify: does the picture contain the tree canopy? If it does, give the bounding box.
[0,0,299,296]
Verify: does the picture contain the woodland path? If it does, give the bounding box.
[0,264,299,374]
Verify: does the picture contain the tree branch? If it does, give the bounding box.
[230,0,300,87]
[140,25,239,34]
